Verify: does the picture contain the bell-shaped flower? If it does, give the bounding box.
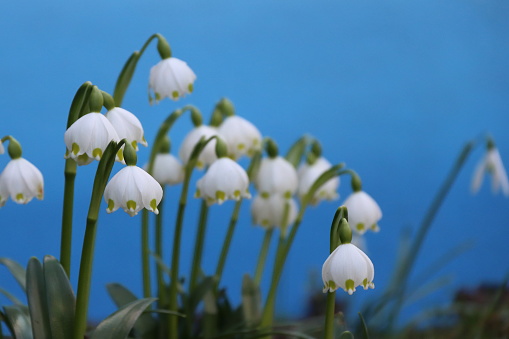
[195,157,250,205]
[104,165,163,216]
[322,243,375,295]
[179,125,219,169]
[251,194,298,229]
[148,153,184,186]
[217,115,262,159]
[0,140,4,154]
[105,107,147,150]
[297,157,339,204]
[64,113,120,166]
[149,57,196,103]
[471,146,509,196]
[343,191,382,235]
[254,156,298,199]
[0,158,44,206]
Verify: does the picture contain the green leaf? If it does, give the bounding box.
[241,274,261,328]
[91,298,156,339]
[303,163,344,206]
[3,305,33,339]
[106,283,157,337]
[358,312,370,339]
[26,257,52,339]
[188,276,215,313]
[0,287,24,305]
[285,136,308,168]
[43,256,75,339]
[113,51,140,106]
[0,258,27,292]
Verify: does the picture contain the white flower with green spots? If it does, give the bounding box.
[297,157,339,203]
[64,113,120,166]
[217,115,262,159]
[343,191,382,235]
[178,125,218,169]
[250,194,298,229]
[0,158,44,206]
[105,107,147,151]
[254,156,298,199]
[322,243,374,295]
[149,57,196,103]
[195,157,250,205]
[471,147,509,196]
[104,165,163,216]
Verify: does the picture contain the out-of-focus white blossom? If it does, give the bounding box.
[471,147,509,196]
[178,125,218,169]
[251,194,298,229]
[217,115,262,159]
[105,107,147,150]
[0,158,44,206]
[297,157,339,203]
[149,57,196,103]
[254,156,298,199]
[343,191,382,235]
[148,153,184,186]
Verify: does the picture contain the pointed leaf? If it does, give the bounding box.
[26,257,52,339]
[358,312,370,339]
[43,255,75,339]
[285,136,309,168]
[3,305,33,339]
[91,298,156,339]
[0,258,27,292]
[0,287,24,305]
[188,276,215,312]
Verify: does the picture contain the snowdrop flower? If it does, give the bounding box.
[251,194,298,229]
[179,125,219,169]
[104,165,163,216]
[322,242,375,295]
[64,113,120,166]
[218,115,262,159]
[0,140,4,154]
[105,107,147,150]
[343,191,382,235]
[149,57,196,103]
[149,153,184,186]
[0,158,44,206]
[254,156,298,199]
[297,157,339,203]
[195,157,251,205]
[471,143,509,196]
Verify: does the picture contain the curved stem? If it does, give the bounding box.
[254,229,274,286]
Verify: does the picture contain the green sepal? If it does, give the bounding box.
[0,258,26,292]
[215,136,228,158]
[216,97,235,117]
[7,137,22,159]
[156,35,172,59]
[285,136,308,168]
[191,107,203,127]
[113,51,140,107]
[311,139,322,158]
[89,86,104,113]
[101,91,116,111]
[26,257,52,339]
[338,218,352,244]
[241,274,261,328]
[351,172,363,192]
[67,81,93,128]
[123,141,137,166]
[158,135,171,154]
[90,298,157,339]
[329,206,348,252]
[486,135,495,150]
[209,108,223,127]
[265,138,279,158]
[2,305,33,339]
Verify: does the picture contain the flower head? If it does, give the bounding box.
[254,156,298,199]
[0,158,44,206]
[149,57,196,103]
[104,165,163,216]
[343,191,382,235]
[251,194,298,229]
[471,146,509,196]
[148,153,184,186]
[105,107,147,150]
[64,113,120,166]
[297,157,339,203]
[179,125,219,169]
[195,157,250,205]
[217,115,262,159]
[322,243,375,295]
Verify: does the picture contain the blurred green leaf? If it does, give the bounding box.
[285,136,308,168]
[26,257,52,339]
[0,258,27,292]
[0,287,24,305]
[241,274,261,328]
[91,298,156,339]
[3,304,33,339]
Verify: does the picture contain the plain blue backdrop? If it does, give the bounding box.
[1,0,509,328]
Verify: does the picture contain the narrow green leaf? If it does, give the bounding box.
[26,257,52,339]
[241,274,261,328]
[0,287,24,305]
[0,258,27,292]
[285,136,309,168]
[113,51,140,106]
[303,163,344,206]
[43,256,75,339]
[188,276,215,312]
[358,312,370,339]
[91,298,156,339]
[3,305,33,339]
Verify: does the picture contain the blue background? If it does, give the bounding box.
[1,0,509,328]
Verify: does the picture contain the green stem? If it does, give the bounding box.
[156,192,166,308]
[189,200,210,291]
[254,228,274,286]
[142,209,151,299]
[215,200,242,287]
[60,159,76,277]
[324,291,336,339]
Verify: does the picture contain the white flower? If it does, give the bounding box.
[471,147,509,196]
[105,107,147,150]
[148,153,184,186]
[149,57,196,103]
[254,156,298,199]
[178,125,218,169]
[0,140,4,154]
[343,191,382,235]
[104,165,163,216]
[195,157,250,205]
[251,194,298,229]
[297,157,339,203]
[64,113,120,166]
[217,115,262,159]
[0,158,44,206]
[322,243,375,295]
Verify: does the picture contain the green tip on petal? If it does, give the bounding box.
[15,193,24,202]
[284,191,292,199]
[72,143,80,155]
[216,190,226,202]
[92,148,103,160]
[233,190,241,198]
[126,200,137,212]
[107,199,115,212]
[172,91,179,99]
[345,279,355,295]
[150,199,158,212]
[356,223,365,231]
[188,83,194,93]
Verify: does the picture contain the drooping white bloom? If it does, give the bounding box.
[0,140,4,154]
[105,107,147,150]
[297,157,339,203]
[217,115,262,159]
[0,158,44,206]
[149,57,196,103]
[178,125,218,169]
[322,243,375,295]
[251,194,298,229]
[195,157,250,205]
[343,191,382,235]
[254,156,298,199]
[104,165,163,216]
[64,113,120,166]
[148,153,184,186]
[471,147,509,196]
